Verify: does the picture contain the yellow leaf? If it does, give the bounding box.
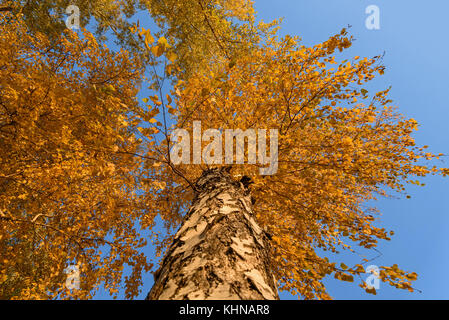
[166,51,177,63]
[144,33,155,50]
[151,45,165,57]
[157,36,168,47]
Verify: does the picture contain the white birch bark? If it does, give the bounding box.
[146,167,279,300]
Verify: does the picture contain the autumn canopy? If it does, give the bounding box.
[0,0,447,300]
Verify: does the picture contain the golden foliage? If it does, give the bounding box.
[0,14,151,299]
[168,26,446,299]
[0,1,447,300]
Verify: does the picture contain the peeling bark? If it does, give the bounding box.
[146,167,279,300]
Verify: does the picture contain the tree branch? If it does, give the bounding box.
[0,7,13,12]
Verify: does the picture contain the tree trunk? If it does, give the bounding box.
[146,167,279,300]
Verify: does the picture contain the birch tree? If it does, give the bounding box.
[1,2,448,300]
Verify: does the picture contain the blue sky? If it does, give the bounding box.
[94,1,449,299]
